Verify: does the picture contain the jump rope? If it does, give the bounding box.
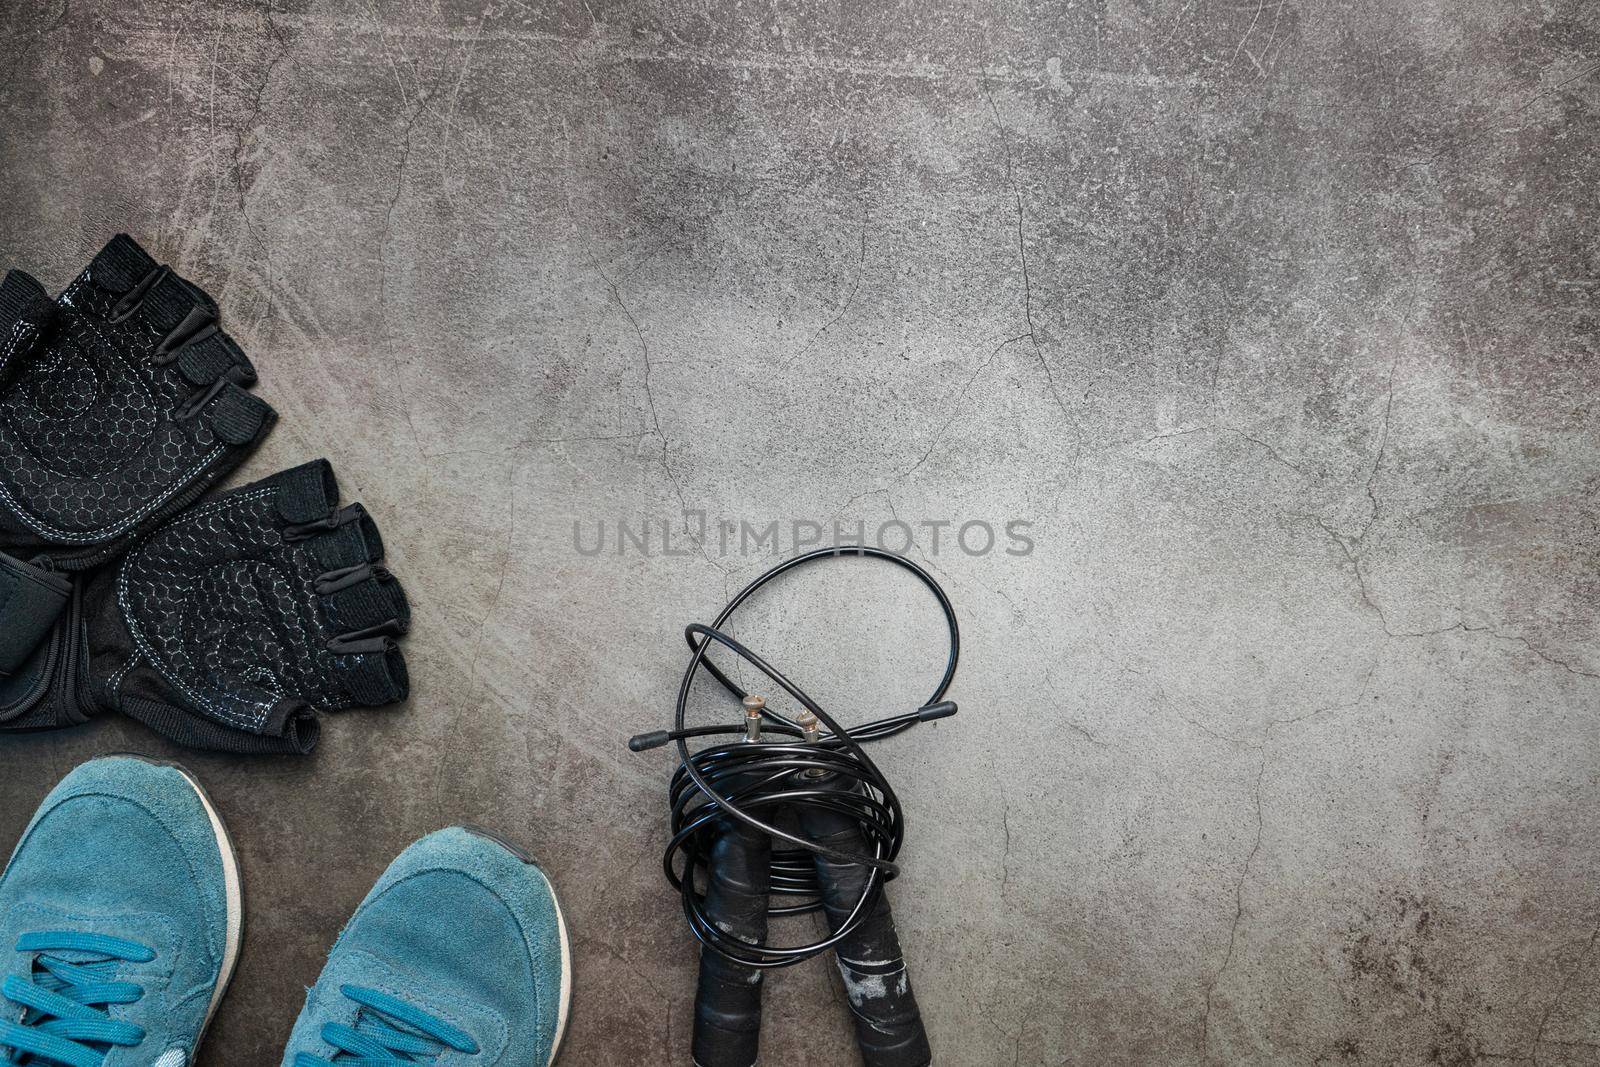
[630,546,959,1067]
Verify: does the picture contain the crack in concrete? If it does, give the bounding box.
[985,583,1109,748]
[1143,423,1306,476]
[599,265,732,577]
[1311,515,1598,680]
[1530,924,1600,1065]
[1271,654,1384,728]
[1427,622,1600,680]
[1219,424,1306,475]
[231,1,289,323]
[379,94,431,458]
[1355,352,1399,543]
[1012,1012,1028,1065]
[0,0,69,97]
[979,75,1077,430]
[1182,716,1252,747]
[785,210,869,369]
[1146,426,1210,443]
[1040,664,1109,748]
[600,267,680,497]
[999,797,1014,896]
[1410,60,1600,168]
[380,100,428,283]
[1200,753,1266,1066]
[900,333,1029,480]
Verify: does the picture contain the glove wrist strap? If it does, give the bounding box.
[0,551,70,676]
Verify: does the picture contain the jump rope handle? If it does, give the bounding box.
[692,794,773,1067]
[795,776,932,1067]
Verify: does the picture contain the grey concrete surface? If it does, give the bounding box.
[2,0,1598,1063]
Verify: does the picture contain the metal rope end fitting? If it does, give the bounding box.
[742,694,766,742]
[795,709,821,744]
[795,710,828,778]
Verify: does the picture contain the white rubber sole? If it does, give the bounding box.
[544,873,573,1067]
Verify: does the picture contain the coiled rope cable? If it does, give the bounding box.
[627,544,960,968]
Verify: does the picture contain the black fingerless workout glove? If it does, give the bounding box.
[0,236,275,677]
[0,460,411,753]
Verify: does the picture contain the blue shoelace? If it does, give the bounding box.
[294,985,478,1066]
[0,931,152,1067]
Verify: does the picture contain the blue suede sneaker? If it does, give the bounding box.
[0,755,243,1067]
[281,826,572,1067]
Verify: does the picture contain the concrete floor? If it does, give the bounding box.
[2,0,1598,1063]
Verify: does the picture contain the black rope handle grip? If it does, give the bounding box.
[692,775,773,1067]
[798,775,931,1067]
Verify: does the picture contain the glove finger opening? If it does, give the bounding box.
[175,329,257,388]
[263,698,323,754]
[273,459,341,524]
[85,234,159,294]
[192,378,275,446]
[0,269,52,315]
[334,642,410,708]
[318,563,411,635]
[307,610,409,706]
[0,270,55,376]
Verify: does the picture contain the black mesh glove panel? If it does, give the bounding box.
[0,236,275,675]
[0,460,410,754]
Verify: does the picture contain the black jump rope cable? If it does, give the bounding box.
[629,546,959,1067]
